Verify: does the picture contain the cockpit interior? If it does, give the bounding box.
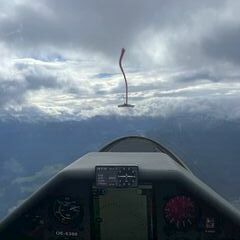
[0,136,240,240]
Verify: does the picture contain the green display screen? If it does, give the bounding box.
[92,186,153,240]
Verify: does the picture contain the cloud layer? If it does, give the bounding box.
[1,0,240,120]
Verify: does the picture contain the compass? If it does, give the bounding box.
[53,196,83,225]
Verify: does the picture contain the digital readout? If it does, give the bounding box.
[95,166,138,188]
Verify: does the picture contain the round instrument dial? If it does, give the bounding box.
[53,196,83,225]
[164,195,195,229]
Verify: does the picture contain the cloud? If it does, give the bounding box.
[0,61,240,121]
[202,23,240,65]
[0,56,99,108]
[2,158,24,175]
[0,58,59,107]
[0,1,240,120]
[13,164,65,193]
[0,0,229,62]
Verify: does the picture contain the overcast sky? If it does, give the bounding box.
[1,0,240,121]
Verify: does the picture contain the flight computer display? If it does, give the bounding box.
[92,185,154,240]
[95,166,138,188]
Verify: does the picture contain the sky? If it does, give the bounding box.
[1,0,240,121]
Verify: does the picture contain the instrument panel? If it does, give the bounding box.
[164,195,195,230]
[95,166,138,188]
[1,178,239,240]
